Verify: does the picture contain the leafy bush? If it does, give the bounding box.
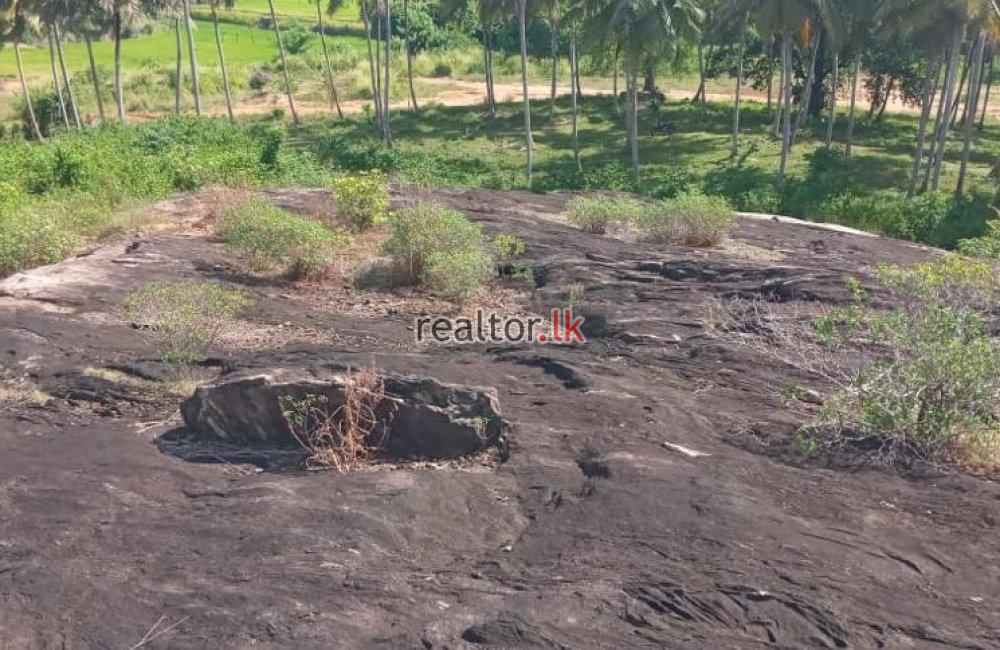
[0,208,75,276]
[636,191,735,247]
[815,255,1000,467]
[121,281,254,365]
[423,248,493,302]
[314,135,401,172]
[565,195,648,234]
[491,234,526,277]
[815,190,951,243]
[383,203,486,298]
[958,212,1000,259]
[332,171,389,231]
[218,198,347,279]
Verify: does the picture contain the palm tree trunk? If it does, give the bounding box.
[949,40,974,128]
[375,15,383,128]
[361,3,383,135]
[518,0,532,184]
[316,0,344,118]
[845,51,860,158]
[932,23,966,192]
[15,38,44,141]
[793,30,821,146]
[404,0,418,112]
[766,41,774,116]
[570,25,580,172]
[779,30,792,180]
[772,36,786,138]
[957,36,985,198]
[383,0,392,147]
[267,0,300,125]
[979,44,993,131]
[54,25,81,131]
[548,3,557,118]
[628,63,640,186]
[612,55,619,115]
[825,52,839,148]
[923,50,953,193]
[47,29,70,129]
[732,25,745,158]
[84,35,106,124]
[174,18,183,115]
[181,0,202,116]
[114,10,125,121]
[212,6,236,124]
[483,29,496,116]
[908,57,941,198]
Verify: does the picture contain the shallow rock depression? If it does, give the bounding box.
[180,367,505,460]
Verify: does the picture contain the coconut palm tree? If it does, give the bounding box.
[735,0,835,177]
[518,0,532,182]
[403,0,418,111]
[1,0,44,139]
[439,0,513,117]
[267,0,300,124]
[180,0,201,114]
[382,0,391,146]
[584,0,704,185]
[53,23,80,129]
[47,25,71,128]
[70,0,112,124]
[210,0,236,123]
[174,15,183,114]
[319,0,344,118]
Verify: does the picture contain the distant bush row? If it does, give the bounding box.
[566,191,736,247]
[0,119,326,276]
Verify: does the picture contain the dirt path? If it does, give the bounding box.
[1,186,998,648]
[3,74,974,124]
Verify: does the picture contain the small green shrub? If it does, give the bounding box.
[636,191,735,247]
[565,195,647,234]
[814,255,1000,466]
[423,248,493,302]
[958,212,1000,259]
[491,234,526,277]
[332,171,390,231]
[384,202,484,285]
[218,199,347,279]
[0,208,76,276]
[121,281,254,365]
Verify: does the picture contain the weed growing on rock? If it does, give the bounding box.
[491,234,526,278]
[423,249,494,303]
[565,195,647,234]
[383,202,491,302]
[217,199,347,279]
[122,281,254,365]
[635,191,735,247]
[280,368,392,471]
[332,171,390,231]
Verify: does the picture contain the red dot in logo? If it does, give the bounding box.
[539,335,546,341]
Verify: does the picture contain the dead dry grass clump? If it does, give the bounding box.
[280,368,394,471]
[0,378,51,407]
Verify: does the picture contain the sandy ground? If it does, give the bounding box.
[2,73,986,124]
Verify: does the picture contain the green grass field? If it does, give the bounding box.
[299,95,1000,246]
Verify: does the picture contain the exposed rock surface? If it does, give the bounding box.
[180,367,504,459]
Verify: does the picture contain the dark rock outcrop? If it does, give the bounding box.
[181,368,504,459]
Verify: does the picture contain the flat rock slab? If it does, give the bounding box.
[180,367,504,460]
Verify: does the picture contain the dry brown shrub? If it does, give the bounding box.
[280,367,393,471]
